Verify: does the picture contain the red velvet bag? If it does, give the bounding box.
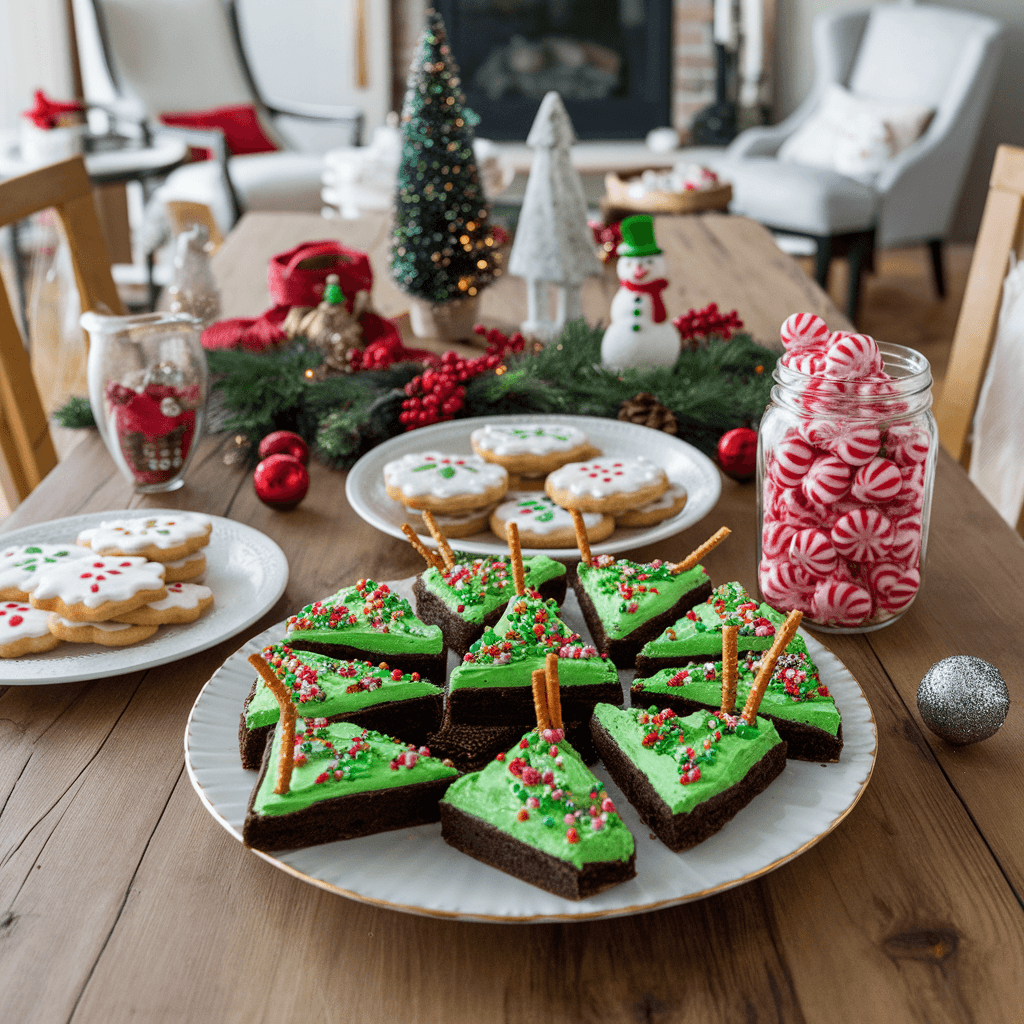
[267,241,374,311]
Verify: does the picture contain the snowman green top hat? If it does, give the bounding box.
[616,215,662,258]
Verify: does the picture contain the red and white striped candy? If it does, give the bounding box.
[885,423,930,466]
[770,434,815,486]
[788,528,838,577]
[810,580,873,626]
[758,559,815,612]
[802,455,852,505]
[889,517,922,565]
[831,508,895,562]
[761,520,798,560]
[823,332,883,379]
[814,499,863,531]
[868,563,920,612]
[891,462,927,514]
[769,487,821,529]
[801,419,880,466]
[850,457,902,503]
[780,312,830,351]
[782,350,828,376]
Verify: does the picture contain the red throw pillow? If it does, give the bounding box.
[159,104,277,160]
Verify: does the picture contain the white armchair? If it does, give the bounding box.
[695,5,1005,322]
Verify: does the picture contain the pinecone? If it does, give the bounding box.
[618,393,678,434]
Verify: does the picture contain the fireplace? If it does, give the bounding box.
[434,0,672,140]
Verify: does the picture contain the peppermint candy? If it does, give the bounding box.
[761,520,798,560]
[770,434,815,487]
[850,457,902,503]
[885,423,930,466]
[889,517,922,565]
[823,333,883,379]
[801,419,880,466]
[780,313,829,351]
[758,559,814,611]
[813,499,863,532]
[811,580,873,626]
[788,528,838,577]
[868,563,920,612]
[768,487,821,530]
[831,508,894,563]
[802,455,852,505]
[781,350,827,376]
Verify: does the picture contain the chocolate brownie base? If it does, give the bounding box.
[635,652,721,677]
[446,678,622,727]
[570,570,713,669]
[238,681,444,769]
[243,734,458,852]
[284,640,447,682]
[627,683,843,762]
[439,802,636,900]
[590,716,787,851]
[413,573,567,657]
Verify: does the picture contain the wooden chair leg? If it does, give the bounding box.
[928,239,946,299]
[814,235,832,289]
[845,231,873,326]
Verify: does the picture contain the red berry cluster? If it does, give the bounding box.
[673,302,744,345]
[588,219,623,263]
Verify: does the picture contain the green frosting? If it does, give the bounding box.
[592,703,783,815]
[442,729,634,868]
[244,644,442,730]
[421,553,565,625]
[639,581,808,659]
[252,719,458,817]
[577,558,708,639]
[632,650,840,736]
[285,578,443,654]
[448,591,618,692]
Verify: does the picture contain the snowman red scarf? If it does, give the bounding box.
[621,278,669,323]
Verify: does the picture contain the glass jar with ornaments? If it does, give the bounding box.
[82,311,208,492]
[757,314,937,632]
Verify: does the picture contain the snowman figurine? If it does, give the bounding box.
[600,215,680,371]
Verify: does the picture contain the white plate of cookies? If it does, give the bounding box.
[0,510,288,685]
[347,414,721,560]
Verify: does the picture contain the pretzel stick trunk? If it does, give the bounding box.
[720,624,740,714]
[671,526,731,574]
[532,669,551,732]
[248,652,298,795]
[506,521,526,595]
[545,652,563,730]
[421,510,455,570]
[570,509,592,567]
[740,611,803,725]
[400,523,444,571]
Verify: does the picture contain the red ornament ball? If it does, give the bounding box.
[258,430,309,464]
[717,427,758,481]
[254,454,309,510]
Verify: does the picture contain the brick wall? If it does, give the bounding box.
[391,0,716,137]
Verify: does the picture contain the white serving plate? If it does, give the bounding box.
[345,414,722,559]
[0,510,288,685]
[185,579,876,923]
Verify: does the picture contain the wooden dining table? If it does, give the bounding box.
[3,210,1023,1023]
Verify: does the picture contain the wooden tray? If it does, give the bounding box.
[602,172,732,219]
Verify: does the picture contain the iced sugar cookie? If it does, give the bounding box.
[470,423,595,476]
[114,582,214,625]
[489,493,615,548]
[0,543,93,600]
[0,602,61,657]
[383,452,508,513]
[47,614,158,647]
[30,556,167,622]
[545,456,669,515]
[404,505,494,539]
[161,553,207,583]
[77,513,212,563]
[615,482,688,528]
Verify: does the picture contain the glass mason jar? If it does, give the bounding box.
[82,311,208,493]
[757,342,938,632]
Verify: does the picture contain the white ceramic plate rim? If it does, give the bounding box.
[185,580,876,923]
[0,510,289,685]
[345,414,722,559]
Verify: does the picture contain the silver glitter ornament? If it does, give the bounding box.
[917,656,1010,745]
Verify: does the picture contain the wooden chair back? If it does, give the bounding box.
[165,200,223,252]
[936,145,1024,466]
[0,155,124,505]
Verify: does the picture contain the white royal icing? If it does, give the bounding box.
[54,615,136,633]
[142,582,212,611]
[493,493,603,536]
[77,513,211,553]
[547,457,667,498]
[627,482,687,514]
[0,602,53,641]
[32,557,166,608]
[0,544,92,593]
[471,423,588,457]
[384,452,507,499]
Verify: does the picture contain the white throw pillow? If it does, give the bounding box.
[778,84,933,182]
